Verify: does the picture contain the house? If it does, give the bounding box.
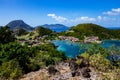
[58,36,79,42]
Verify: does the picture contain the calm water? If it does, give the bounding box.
[52,40,120,58]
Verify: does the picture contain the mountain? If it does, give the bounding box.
[61,23,120,40]
[42,24,69,32]
[6,20,34,31]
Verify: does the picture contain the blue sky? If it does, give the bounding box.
[0,0,120,27]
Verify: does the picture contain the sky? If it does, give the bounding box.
[0,0,120,27]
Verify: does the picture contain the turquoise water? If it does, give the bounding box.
[100,40,120,48]
[52,40,120,58]
[52,40,86,58]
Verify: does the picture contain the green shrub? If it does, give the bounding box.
[76,59,82,65]
[0,60,22,79]
[80,52,90,59]
[90,53,112,72]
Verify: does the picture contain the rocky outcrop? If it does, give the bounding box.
[68,57,91,79]
[20,57,100,80]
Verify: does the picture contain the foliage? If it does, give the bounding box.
[0,42,66,79]
[90,53,112,72]
[107,46,120,67]
[35,26,53,36]
[76,59,82,65]
[0,42,37,73]
[35,43,66,66]
[0,60,22,79]
[80,43,120,72]
[86,43,109,58]
[0,26,15,44]
[14,28,28,36]
[59,23,120,40]
[80,52,90,59]
[79,44,120,79]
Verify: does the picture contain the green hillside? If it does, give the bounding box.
[35,26,54,36]
[17,26,55,40]
[60,23,120,40]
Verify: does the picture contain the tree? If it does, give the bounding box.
[0,26,15,44]
[35,26,53,36]
[0,42,37,73]
[13,28,28,36]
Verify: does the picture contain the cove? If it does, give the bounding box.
[52,40,120,58]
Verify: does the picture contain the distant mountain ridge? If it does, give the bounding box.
[106,27,120,30]
[42,24,69,32]
[6,20,34,31]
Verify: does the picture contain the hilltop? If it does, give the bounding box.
[34,26,54,36]
[60,23,120,40]
[6,20,34,31]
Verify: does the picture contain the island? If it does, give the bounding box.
[0,21,120,80]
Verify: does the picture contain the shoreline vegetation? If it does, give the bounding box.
[0,23,120,80]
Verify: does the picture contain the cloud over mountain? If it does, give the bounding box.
[48,8,120,27]
[47,14,67,22]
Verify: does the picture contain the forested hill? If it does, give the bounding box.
[60,23,120,40]
[35,26,54,36]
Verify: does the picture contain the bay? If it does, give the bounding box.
[52,40,120,58]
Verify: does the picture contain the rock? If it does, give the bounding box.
[48,66,59,75]
[81,67,91,78]
[76,56,90,68]
[75,71,81,76]
[71,72,76,77]
[82,72,91,78]
[69,61,78,71]
[79,58,90,68]
[20,62,100,80]
[82,67,91,73]
[71,71,80,77]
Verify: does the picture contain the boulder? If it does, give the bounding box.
[79,58,90,68]
[69,61,78,71]
[82,72,91,78]
[81,67,91,78]
[48,66,59,75]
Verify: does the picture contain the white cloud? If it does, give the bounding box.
[103,8,120,15]
[47,13,67,22]
[97,16,102,20]
[47,11,120,27]
[71,16,96,22]
[112,8,120,12]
